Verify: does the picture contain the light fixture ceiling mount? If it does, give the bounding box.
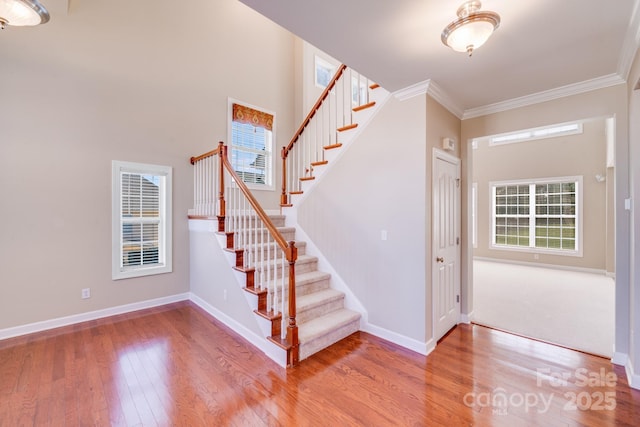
[0,0,50,30]
[441,1,500,56]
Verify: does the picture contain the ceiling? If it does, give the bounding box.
[238,0,640,118]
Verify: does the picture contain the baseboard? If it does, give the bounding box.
[189,293,287,367]
[0,293,190,341]
[460,311,474,324]
[625,358,640,390]
[611,351,628,366]
[361,321,435,356]
[473,256,608,276]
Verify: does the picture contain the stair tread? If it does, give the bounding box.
[244,240,307,250]
[297,288,344,310]
[295,270,331,284]
[298,308,361,343]
[253,253,317,270]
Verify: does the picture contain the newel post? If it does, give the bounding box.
[281,147,289,206]
[217,141,226,233]
[286,241,299,366]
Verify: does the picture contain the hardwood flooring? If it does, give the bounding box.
[1,300,638,426]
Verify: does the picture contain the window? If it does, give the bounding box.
[489,122,583,146]
[112,161,172,280]
[315,55,336,88]
[229,101,274,189]
[491,177,582,256]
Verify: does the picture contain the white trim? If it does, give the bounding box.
[617,0,640,80]
[611,351,629,366]
[111,161,173,280]
[393,79,430,101]
[427,80,464,119]
[432,149,462,343]
[462,74,626,119]
[473,256,609,276]
[460,311,474,324]
[227,98,276,191]
[488,123,583,147]
[361,322,435,356]
[0,293,190,341]
[189,293,287,367]
[625,359,640,390]
[472,182,478,249]
[489,176,584,258]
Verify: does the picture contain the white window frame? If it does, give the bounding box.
[112,161,173,280]
[490,176,583,257]
[228,99,275,191]
[488,122,583,146]
[314,55,336,88]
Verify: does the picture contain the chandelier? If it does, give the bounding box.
[0,0,50,30]
[441,1,500,56]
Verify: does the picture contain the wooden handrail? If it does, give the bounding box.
[190,146,221,165]
[283,64,347,156]
[191,142,299,364]
[217,145,296,262]
[281,64,347,205]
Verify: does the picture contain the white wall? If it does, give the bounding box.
[297,94,428,342]
[0,0,295,331]
[628,48,640,388]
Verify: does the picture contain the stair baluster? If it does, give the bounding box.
[280,65,377,206]
[190,142,299,366]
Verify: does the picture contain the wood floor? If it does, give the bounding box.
[1,301,638,426]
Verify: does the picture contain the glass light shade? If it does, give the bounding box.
[445,19,495,53]
[0,0,49,27]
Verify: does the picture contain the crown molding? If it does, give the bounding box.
[618,0,640,79]
[462,73,626,120]
[393,79,430,101]
[426,80,464,119]
[392,79,465,119]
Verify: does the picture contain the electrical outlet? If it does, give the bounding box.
[224,289,227,301]
[81,288,91,299]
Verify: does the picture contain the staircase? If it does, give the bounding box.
[249,214,361,360]
[189,65,388,365]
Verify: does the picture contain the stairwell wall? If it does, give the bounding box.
[297,94,428,345]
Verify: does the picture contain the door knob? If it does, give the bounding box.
[436,257,444,263]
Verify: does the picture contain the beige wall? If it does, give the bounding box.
[472,119,609,270]
[0,0,295,330]
[461,83,631,359]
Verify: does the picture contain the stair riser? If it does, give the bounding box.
[252,258,319,282]
[261,276,331,304]
[232,228,296,244]
[295,296,345,325]
[242,243,306,261]
[299,319,360,360]
[226,216,286,228]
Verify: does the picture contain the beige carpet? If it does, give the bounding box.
[473,259,614,358]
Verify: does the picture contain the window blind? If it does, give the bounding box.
[121,173,161,268]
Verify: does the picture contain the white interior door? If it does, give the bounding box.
[433,150,461,341]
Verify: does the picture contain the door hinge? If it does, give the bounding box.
[456,237,460,245]
[456,295,460,303]
[456,178,460,188]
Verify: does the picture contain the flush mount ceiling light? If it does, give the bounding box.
[0,0,50,30]
[441,1,500,56]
